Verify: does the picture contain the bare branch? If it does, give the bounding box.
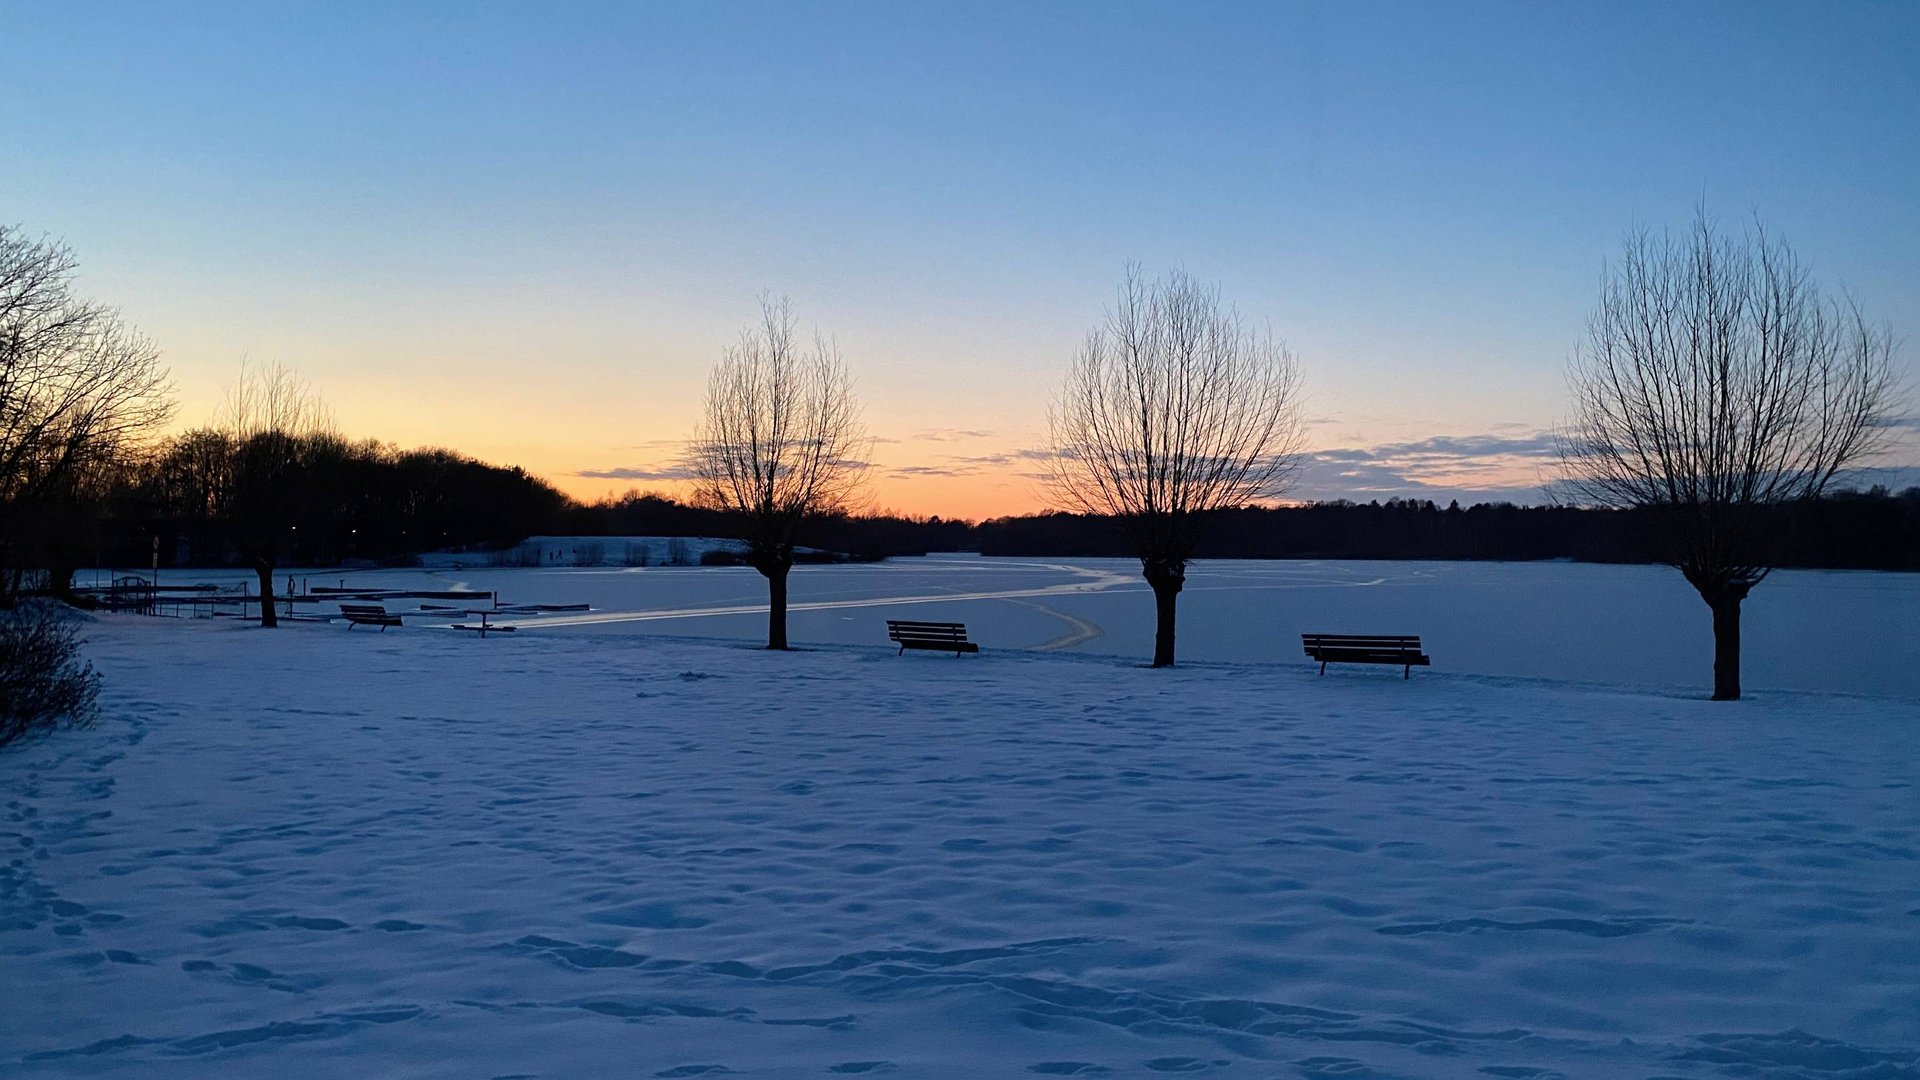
[1556,212,1898,591]
[1046,266,1306,556]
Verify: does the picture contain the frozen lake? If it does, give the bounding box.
[151,555,1920,699]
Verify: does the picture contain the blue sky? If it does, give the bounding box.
[3,0,1916,515]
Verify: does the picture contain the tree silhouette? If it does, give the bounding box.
[1047,267,1305,667]
[0,226,172,605]
[1557,212,1898,700]
[217,363,332,628]
[691,297,866,649]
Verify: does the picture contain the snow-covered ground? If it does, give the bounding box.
[116,556,1920,698]
[5,616,1918,1078]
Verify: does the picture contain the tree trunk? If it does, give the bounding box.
[49,565,76,605]
[1141,557,1186,668]
[255,562,278,629]
[1709,592,1743,701]
[765,564,789,650]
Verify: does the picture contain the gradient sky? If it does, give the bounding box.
[4,0,1917,518]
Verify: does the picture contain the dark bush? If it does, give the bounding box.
[0,604,101,750]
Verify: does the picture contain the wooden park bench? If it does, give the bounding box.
[1302,633,1430,678]
[887,620,979,656]
[338,603,403,631]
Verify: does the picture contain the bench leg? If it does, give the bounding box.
[1318,660,1326,676]
[897,644,904,655]
[1403,663,1410,679]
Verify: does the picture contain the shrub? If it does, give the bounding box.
[0,604,101,750]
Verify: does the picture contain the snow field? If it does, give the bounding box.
[3,616,1917,1078]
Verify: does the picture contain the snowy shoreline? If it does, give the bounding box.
[5,616,1918,1078]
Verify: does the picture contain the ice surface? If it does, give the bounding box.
[4,614,1917,1077]
[124,554,1920,697]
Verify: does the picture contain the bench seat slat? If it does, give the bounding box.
[1302,632,1429,678]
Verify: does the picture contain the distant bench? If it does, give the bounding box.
[451,609,516,637]
[887,620,979,656]
[339,603,402,631]
[1302,634,1429,678]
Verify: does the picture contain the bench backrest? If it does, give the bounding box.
[340,604,389,617]
[1302,634,1421,649]
[888,620,970,641]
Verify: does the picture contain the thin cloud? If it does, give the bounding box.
[1345,433,1561,461]
[1289,430,1561,505]
[577,463,700,482]
[911,427,996,442]
[947,447,1063,468]
[1837,465,1920,491]
[1289,458,1545,505]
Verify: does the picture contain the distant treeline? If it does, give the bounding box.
[557,493,977,561]
[65,477,1920,579]
[71,437,571,581]
[971,492,1920,569]
[551,488,1920,571]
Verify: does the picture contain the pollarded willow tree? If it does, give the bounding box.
[691,297,867,650]
[1557,213,1898,701]
[217,361,334,628]
[1048,267,1307,667]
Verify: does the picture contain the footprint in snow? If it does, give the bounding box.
[272,915,351,931]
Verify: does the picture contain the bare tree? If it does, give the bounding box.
[1048,267,1306,667]
[217,362,333,627]
[1557,212,1899,700]
[691,297,867,649]
[0,226,173,605]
